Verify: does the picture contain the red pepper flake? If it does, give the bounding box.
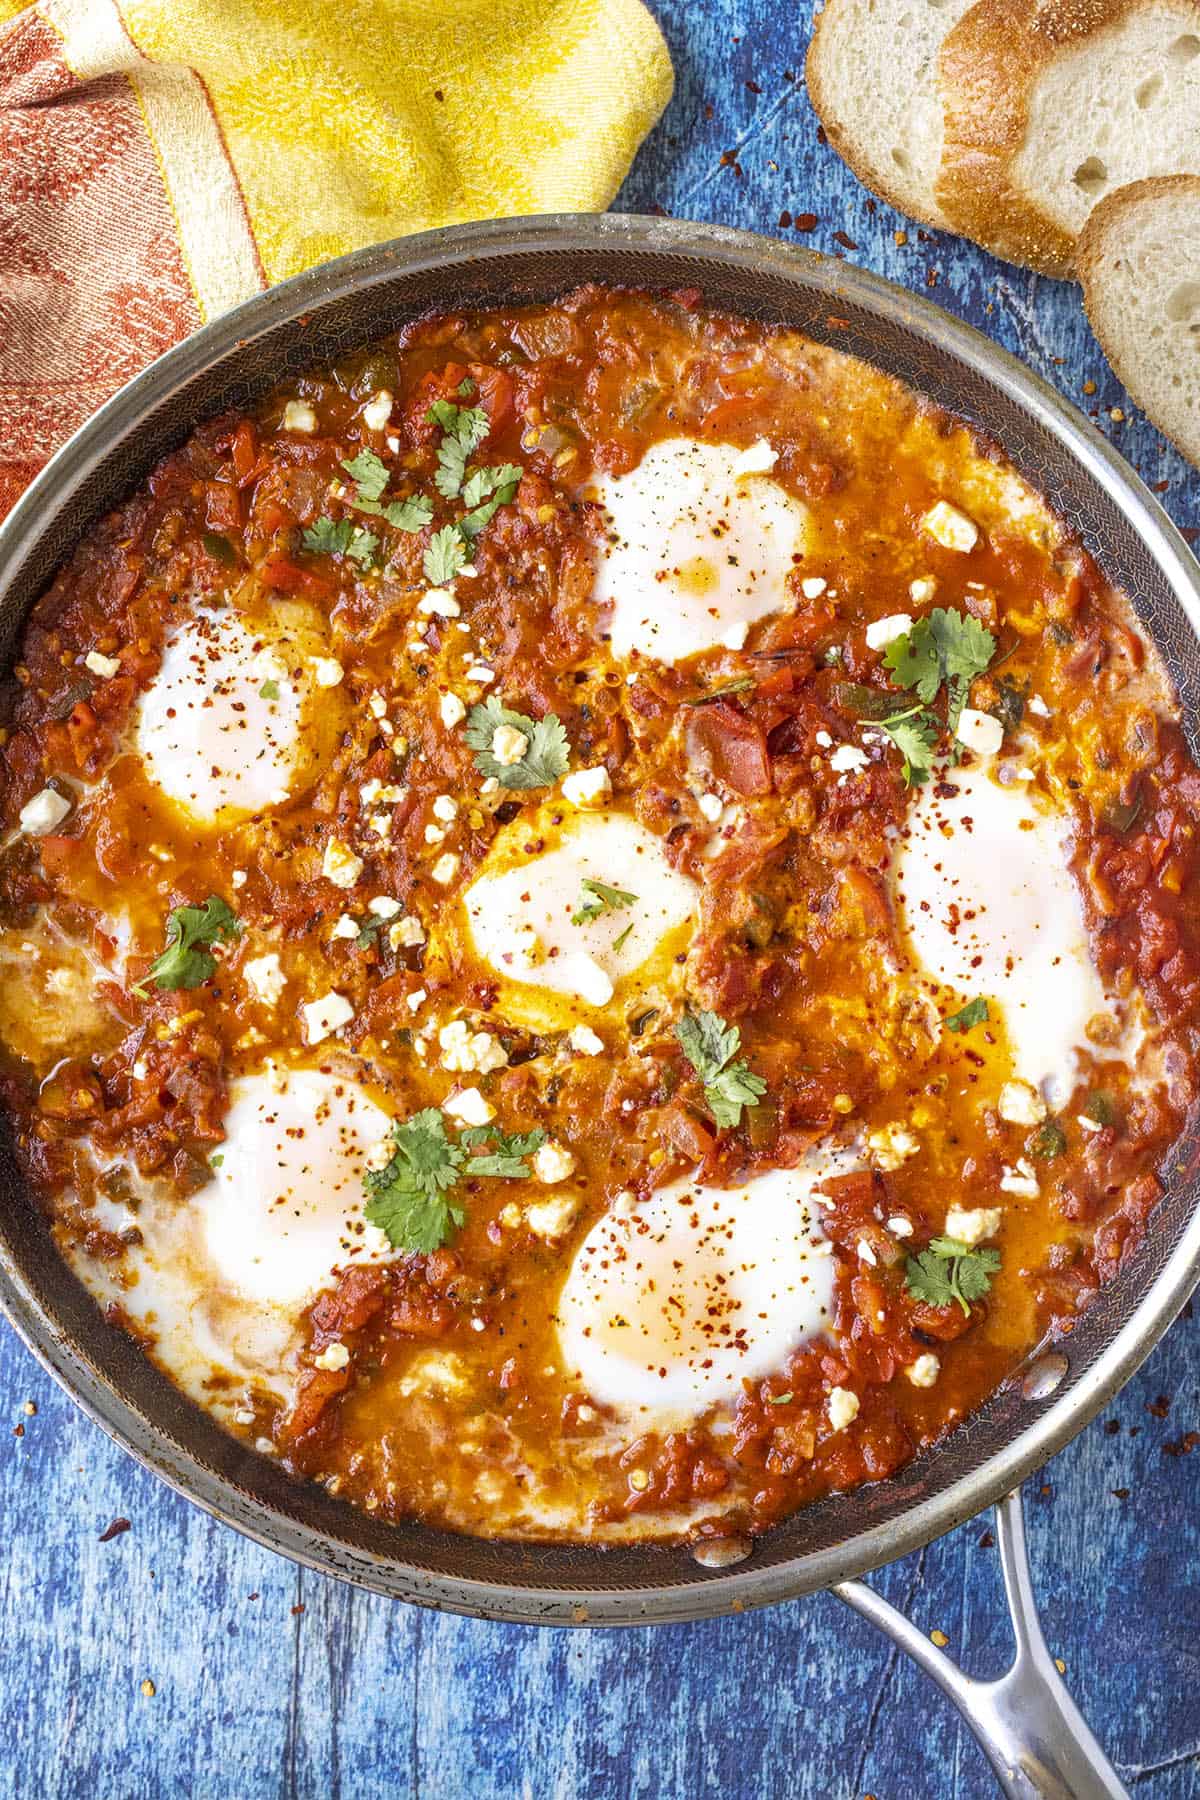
[99,1517,132,1543]
[433,89,445,102]
[779,210,793,228]
[1163,1431,1200,1457]
[1103,1418,1120,1435]
[833,230,858,250]
[926,269,939,288]
[1111,1487,1130,1499]
[977,1529,995,1548]
[1147,1393,1171,1418]
[12,1423,22,1438]
[704,103,714,120]
[816,124,827,144]
[794,212,818,231]
[746,79,762,94]
[291,1603,306,1616]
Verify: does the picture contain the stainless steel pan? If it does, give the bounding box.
[2,216,1198,1798]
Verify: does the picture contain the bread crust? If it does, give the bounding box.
[806,0,951,229]
[936,0,1141,277]
[1079,173,1200,465]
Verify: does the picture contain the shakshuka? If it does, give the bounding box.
[1,286,1196,1546]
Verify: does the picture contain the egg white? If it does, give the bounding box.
[555,1158,841,1424]
[893,763,1109,1105]
[591,437,809,665]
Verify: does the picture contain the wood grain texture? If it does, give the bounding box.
[2,3,1198,1794]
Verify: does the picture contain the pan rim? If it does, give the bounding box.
[2,211,1200,1624]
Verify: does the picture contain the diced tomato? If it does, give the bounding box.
[686,701,773,796]
[259,555,329,596]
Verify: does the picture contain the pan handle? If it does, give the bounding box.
[832,1487,1128,1799]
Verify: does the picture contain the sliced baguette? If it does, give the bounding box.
[937,0,1200,276]
[806,0,977,228]
[1079,174,1200,464]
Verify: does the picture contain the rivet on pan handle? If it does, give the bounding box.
[833,1488,1128,1800]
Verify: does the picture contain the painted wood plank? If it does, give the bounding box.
[1,1,1198,1794]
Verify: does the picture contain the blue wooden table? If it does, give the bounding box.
[3,4,1198,1794]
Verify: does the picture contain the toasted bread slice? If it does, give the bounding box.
[806,0,977,228]
[937,0,1200,276]
[1079,174,1200,464]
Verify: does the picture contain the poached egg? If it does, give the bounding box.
[591,437,809,665]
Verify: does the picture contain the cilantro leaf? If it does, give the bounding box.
[458,463,524,540]
[1030,1118,1067,1160]
[905,1236,1001,1315]
[944,997,989,1033]
[428,402,490,500]
[363,1109,466,1253]
[383,493,434,533]
[878,706,939,787]
[346,526,379,567]
[675,1008,768,1130]
[148,896,241,991]
[302,516,353,557]
[885,607,996,729]
[424,524,468,587]
[572,878,636,926]
[341,449,390,503]
[259,678,280,701]
[465,695,570,789]
[460,1124,547,1178]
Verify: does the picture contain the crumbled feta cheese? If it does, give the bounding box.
[830,744,870,775]
[721,620,749,651]
[956,708,1004,756]
[443,1085,495,1127]
[231,869,248,889]
[814,730,833,750]
[867,1123,921,1171]
[887,1214,914,1238]
[424,823,446,845]
[432,795,459,823]
[697,791,724,823]
[302,991,354,1044]
[390,914,426,948]
[909,576,937,604]
[559,951,614,1007]
[1077,1113,1104,1134]
[419,589,461,617]
[480,777,500,796]
[1028,694,1050,718]
[368,691,388,720]
[430,852,460,886]
[361,390,393,432]
[397,1352,470,1398]
[367,895,401,920]
[922,500,979,552]
[561,765,612,809]
[865,612,912,650]
[731,437,777,477]
[827,1386,860,1432]
[313,1342,350,1372]
[85,650,121,679]
[533,1142,576,1184]
[525,1193,581,1241]
[568,1024,604,1056]
[322,839,363,889]
[998,1080,1047,1127]
[282,399,317,433]
[490,724,529,767]
[945,1203,1003,1244]
[999,1158,1040,1199]
[330,914,359,940]
[440,692,466,728]
[800,576,827,599]
[406,988,427,1014]
[906,1353,941,1389]
[465,664,496,687]
[19,788,70,835]
[439,1020,508,1075]
[244,952,286,1005]
[311,657,344,688]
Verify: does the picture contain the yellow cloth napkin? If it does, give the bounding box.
[0,0,672,514]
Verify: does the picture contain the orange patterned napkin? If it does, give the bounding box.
[0,0,673,519]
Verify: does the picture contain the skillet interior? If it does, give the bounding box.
[2,214,1200,1624]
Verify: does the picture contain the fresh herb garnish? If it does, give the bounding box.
[459,1124,547,1178]
[460,464,523,539]
[201,531,236,566]
[1031,1118,1067,1160]
[685,677,757,706]
[1083,1091,1116,1128]
[300,516,379,566]
[465,695,570,789]
[424,523,469,587]
[363,1109,466,1254]
[363,1110,547,1250]
[341,449,390,503]
[612,921,634,953]
[383,493,435,532]
[428,401,491,499]
[944,997,989,1034]
[147,896,241,992]
[877,705,940,787]
[675,1008,768,1129]
[905,1236,1001,1315]
[572,878,636,926]
[994,676,1027,734]
[258,678,280,701]
[885,607,996,730]
[834,681,900,721]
